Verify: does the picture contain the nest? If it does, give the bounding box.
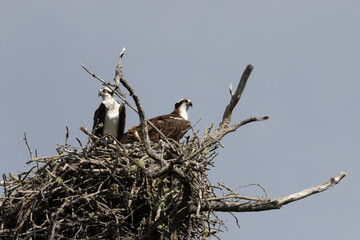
[0,129,223,240]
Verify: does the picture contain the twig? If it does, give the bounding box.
[229,212,240,228]
[229,83,234,97]
[114,47,126,91]
[2,174,7,197]
[49,205,62,240]
[23,131,33,160]
[65,126,69,146]
[233,183,269,200]
[203,116,269,147]
[80,61,135,111]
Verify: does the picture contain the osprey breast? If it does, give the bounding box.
[103,108,120,137]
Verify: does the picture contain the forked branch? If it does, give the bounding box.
[221,64,254,127]
[199,65,269,149]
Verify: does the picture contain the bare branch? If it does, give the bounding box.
[118,75,164,163]
[221,64,253,127]
[80,61,108,86]
[276,171,347,205]
[114,47,126,92]
[200,172,347,213]
[2,174,7,197]
[203,116,269,147]
[80,61,135,114]
[229,83,234,97]
[23,131,33,160]
[65,126,69,146]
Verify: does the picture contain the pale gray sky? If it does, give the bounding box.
[1,1,358,239]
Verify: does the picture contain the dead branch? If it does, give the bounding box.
[114,47,126,91]
[200,65,269,150]
[203,116,269,148]
[275,171,346,205]
[199,172,346,212]
[116,72,163,162]
[221,64,253,127]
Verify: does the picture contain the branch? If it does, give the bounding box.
[114,47,126,91]
[80,62,131,107]
[221,64,253,127]
[275,171,347,205]
[116,71,164,163]
[199,65,268,148]
[199,172,346,213]
[202,116,268,148]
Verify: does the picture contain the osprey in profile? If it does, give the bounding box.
[93,87,126,141]
[120,98,192,143]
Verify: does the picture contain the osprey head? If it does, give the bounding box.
[174,98,192,120]
[98,87,114,99]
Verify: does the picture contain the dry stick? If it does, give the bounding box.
[216,181,268,201]
[191,116,268,163]
[233,183,268,199]
[80,62,135,110]
[114,48,126,92]
[65,126,69,146]
[112,57,162,162]
[221,64,253,127]
[204,116,269,149]
[49,206,61,240]
[2,174,7,197]
[23,131,33,160]
[276,171,347,205]
[200,171,346,213]
[113,51,176,152]
[199,64,269,149]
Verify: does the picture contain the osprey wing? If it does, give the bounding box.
[120,113,190,143]
[93,103,106,137]
[117,103,126,140]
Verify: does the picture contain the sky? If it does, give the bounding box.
[0,1,358,239]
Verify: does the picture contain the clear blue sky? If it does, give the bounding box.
[1,1,358,239]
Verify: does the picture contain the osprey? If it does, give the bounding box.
[93,87,126,141]
[120,98,192,143]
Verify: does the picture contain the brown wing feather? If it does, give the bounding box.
[93,103,106,137]
[116,103,126,140]
[120,112,190,143]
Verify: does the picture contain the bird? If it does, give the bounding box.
[120,98,192,143]
[93,87,126,141]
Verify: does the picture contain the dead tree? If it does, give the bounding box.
[0,50,346,239]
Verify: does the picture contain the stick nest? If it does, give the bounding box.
[0,130,223,240]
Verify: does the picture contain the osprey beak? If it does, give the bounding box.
[188,102,193,108]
